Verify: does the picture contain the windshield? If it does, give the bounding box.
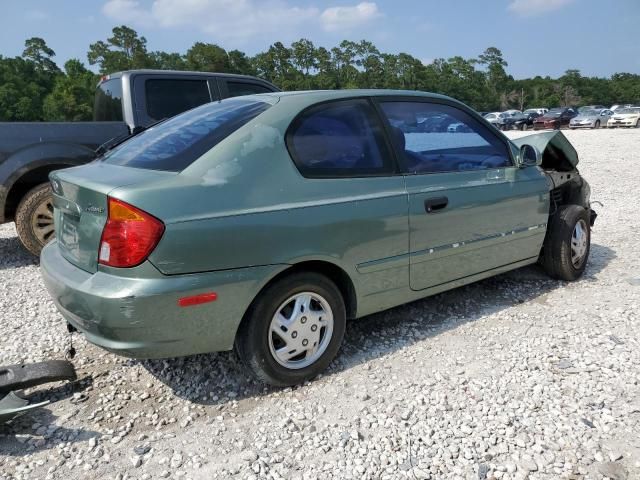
[546,109,563,116]
[580,109,598,116]
[101,97,271,172]
[616,108,640,114]
[94,79,123,122]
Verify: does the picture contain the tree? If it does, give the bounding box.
[185,42,230,72]
[43,59,96,121]
[149,51,186,70]
[88,25,151,73]
[23,37,60,73]
[228,50,255,76]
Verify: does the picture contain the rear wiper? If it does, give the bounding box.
[95,118,168,157]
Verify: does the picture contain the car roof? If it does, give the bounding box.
[260,89,455,102]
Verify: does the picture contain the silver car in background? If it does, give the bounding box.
[569,108,613,129]
[483,111,507,127]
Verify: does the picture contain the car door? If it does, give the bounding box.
[375,98,549,291]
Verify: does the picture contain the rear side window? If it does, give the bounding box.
[94,79,123,121]
[379,101,512,174]
[287,100,393,177]
[101,98,270,172]
[145,79,211,121]
[226,82,273,98]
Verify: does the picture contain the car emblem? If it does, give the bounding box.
[85,205,105,214]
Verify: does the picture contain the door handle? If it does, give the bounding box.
[424,196,448,213]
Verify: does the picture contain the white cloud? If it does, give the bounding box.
[320,2,381,31]
[102,0,151,25]
[507,0,574,17]
[102,0,382,40]
[102,0,388,41]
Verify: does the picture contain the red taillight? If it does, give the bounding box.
[98,197,164,268]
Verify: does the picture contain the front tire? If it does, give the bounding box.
[541,205,591,281]
[15,183,55,257]
[235,272,346,386]
[594,120,600,129]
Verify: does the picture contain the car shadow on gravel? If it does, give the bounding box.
[141,243,615,407]
[0,235,37,270]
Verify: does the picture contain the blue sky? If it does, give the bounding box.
[1,0,639,78]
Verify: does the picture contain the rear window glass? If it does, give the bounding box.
[94,79,123,121]
[287,100,393,177]
[145,79,211,121]
[226,82,273,98]
[101,98,270,172]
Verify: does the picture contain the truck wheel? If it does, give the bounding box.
[235,272,346,386]
[15,183,55,257]
[541,205,590,281]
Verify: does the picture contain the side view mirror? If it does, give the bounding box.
[519,144,542,167]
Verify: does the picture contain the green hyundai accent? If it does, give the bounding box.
[41,90,595,386]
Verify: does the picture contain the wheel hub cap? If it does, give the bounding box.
[32,199,55,245]
[268,292,334,370]
[571,219,588,268]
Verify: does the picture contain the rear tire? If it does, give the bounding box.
[15,183,55,257]
[541,205,591,281]
[235,272,346,386]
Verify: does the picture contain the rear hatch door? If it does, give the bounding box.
[50,163,173,273]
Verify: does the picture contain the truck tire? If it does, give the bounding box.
[235,272,346,386]
[15,183,55,257]
[541,205,590,281]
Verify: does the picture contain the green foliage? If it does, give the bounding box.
[87,25,152,73]
[43,59,97,121]
[1,25,640,122]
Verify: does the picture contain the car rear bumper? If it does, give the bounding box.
[40,241,284,359]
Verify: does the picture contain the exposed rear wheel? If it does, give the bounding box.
[235,272,346,386]
[541,205,591,281]
[15,183,55,257]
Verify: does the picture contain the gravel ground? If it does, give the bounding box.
[1,129,639,480]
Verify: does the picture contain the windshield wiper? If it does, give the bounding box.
[95,118,168,157]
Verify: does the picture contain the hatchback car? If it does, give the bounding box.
[41,91,595,386]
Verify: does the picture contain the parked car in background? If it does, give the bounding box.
[483,112,507,127]
[0,70,279,256]
[607,107,640,128]
[610,104,635,111]
[569,109,613,129]
[41,90,595,386]
[524,108,549,116]
[577,105,606,113]
[533,108,578,130]
[502,111,540,131]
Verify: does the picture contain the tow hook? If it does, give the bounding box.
[66,323,77,360]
